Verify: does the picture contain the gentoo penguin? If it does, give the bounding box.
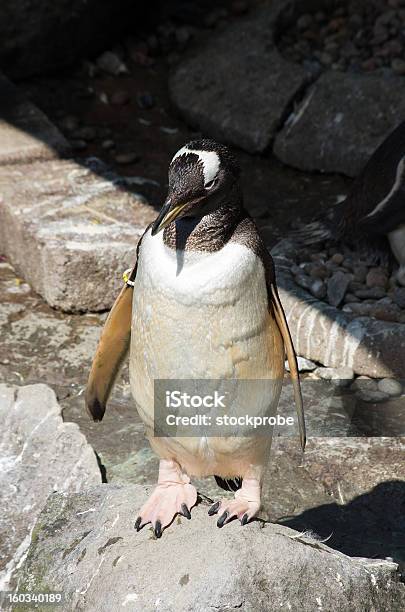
[296,120,405,283]
[86,139,305,537]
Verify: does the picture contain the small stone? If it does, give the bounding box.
[72,126,97,142]
[353,265,368,283]
[345,302,373,316]
[344,293,360,303]
[294,273,312,291]
[137,92,155,110]
[297,14,313,30]
[370,304,400,323]
[351,376,378,393]
[327,271,351,307]
[101,139,115,150]
[392,287,405,308]
[354,288,386,300]
[377,378,402,396]
[331,252,344,264]
[285,356,317,372]
[366,267,388,289]
[310,278,327,299]
[110,90,130,106]
[114,152,140,165]
[309,264,329,280]
[60,115,79,132]
[314,366,354,386]
[97,51,129,76]
[69,139,87,151]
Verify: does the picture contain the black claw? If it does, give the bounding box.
[154,520,162,538]
[134,517,142,531]
[217,511,229,528]
[241,514,249,526]
[181,503,191,519]
[208,501,220,516]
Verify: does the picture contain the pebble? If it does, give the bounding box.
[391,57,405,74]
[110,90,130,106]
[137,92,155,110]
[353,265,368,283]
[101,139,115,150]
[392,287,405,308]
[377,378,402,396]
[72,126,97,142]
[285,356,317,372]
[60,115,79,132]
[370,303,400,322]
[356,389,390,403]
[294,273,312,291]
[366,267,388,289]
[327,271,351,307]
[331,252,344,264]
[310,278,327,299]
[114,152,140,165]
[354,287,386,300]
[351,376,378,392]
[344,293,360,303]
[97,51,129,76]
[309,263,329,279]
[314,366,354,386]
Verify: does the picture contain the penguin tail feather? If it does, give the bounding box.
[214,475,243,492]
[290,220,333,246]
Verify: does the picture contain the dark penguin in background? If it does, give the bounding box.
[85,139,305,538]
[297,121,405,284]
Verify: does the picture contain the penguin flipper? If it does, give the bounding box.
[85,281,134,421]
[270,283,306,452]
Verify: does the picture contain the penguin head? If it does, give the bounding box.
[151,139,240,235]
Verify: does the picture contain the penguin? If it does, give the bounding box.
[85,139,305,538]
[294,120,405,284]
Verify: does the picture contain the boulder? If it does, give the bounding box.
[169,3,310,153]
[0,384,101,591]
[16,484,405,612]
[274,72,405,177]
[0,158,156,311]
[0,74,69,164]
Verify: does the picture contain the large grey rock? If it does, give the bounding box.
[16,484,405,612]
[0,74,69,164]
[0,1,136,78]
[272,240,405,378]
[274,72,405,177]
[169,3,310,153]
[0,158,156,311]
[0,384,101,591]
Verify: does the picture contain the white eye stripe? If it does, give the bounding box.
[172,146,220,186]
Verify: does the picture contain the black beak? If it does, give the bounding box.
[151,196,192,236]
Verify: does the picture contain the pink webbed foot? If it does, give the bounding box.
[134,459,197,538]
[208,478,261,527]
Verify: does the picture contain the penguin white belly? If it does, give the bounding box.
[389,224,405,286]
[129,229,284,477]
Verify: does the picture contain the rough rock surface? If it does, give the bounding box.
[0,384,101,591]
[0,74,69,164]
[0,158,156,311]
[169,3,310,153]
[16,484,405,612]
[272,240,405,377]
[274,71,405,177]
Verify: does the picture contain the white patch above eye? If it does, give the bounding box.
[172,146,220,186]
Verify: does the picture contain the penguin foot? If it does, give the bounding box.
[134,459,197,538]
[209,477,261,527]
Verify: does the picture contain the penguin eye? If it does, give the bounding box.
[205,178,218,191]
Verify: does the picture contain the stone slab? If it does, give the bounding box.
[15,484,404,612]
[0,74,69,164]
[0,158,157,311]
[274,71,405,177]
[0,384,101,591]
[272,239,405,378]
[169,2,310,153]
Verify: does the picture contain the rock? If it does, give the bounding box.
[309,263,329,279]
[101,139,115,150]
[0,73,69,164]
[327,271,351,306]
[344,293,360,303]
[392,287,405,308]
[377,378,403,396]
[114,151,140,165]
[345,302,373,316]
[351,376,378,393]
[294,273,312,291]
[314,366,354,385]
[310,278,327,299]
[331,252,344,264]
[169,4,310,153]
[96,51,128,76]
[0,1,137,78]
[285,356,317,372]
[366,267,388,289]
[354,287,386,300]
[353,265,368,283]
[72,126,97,142]
[0,384,101,590]
[0,158,156,311]
[357,389,390,403]
[391,57,405,75]
[370,303,400,323]
[110,90,130,106]
[16,484,405,611]
[274,71,405,177]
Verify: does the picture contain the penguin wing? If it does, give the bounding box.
[269,282,306,452]
[85,229,148,421]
